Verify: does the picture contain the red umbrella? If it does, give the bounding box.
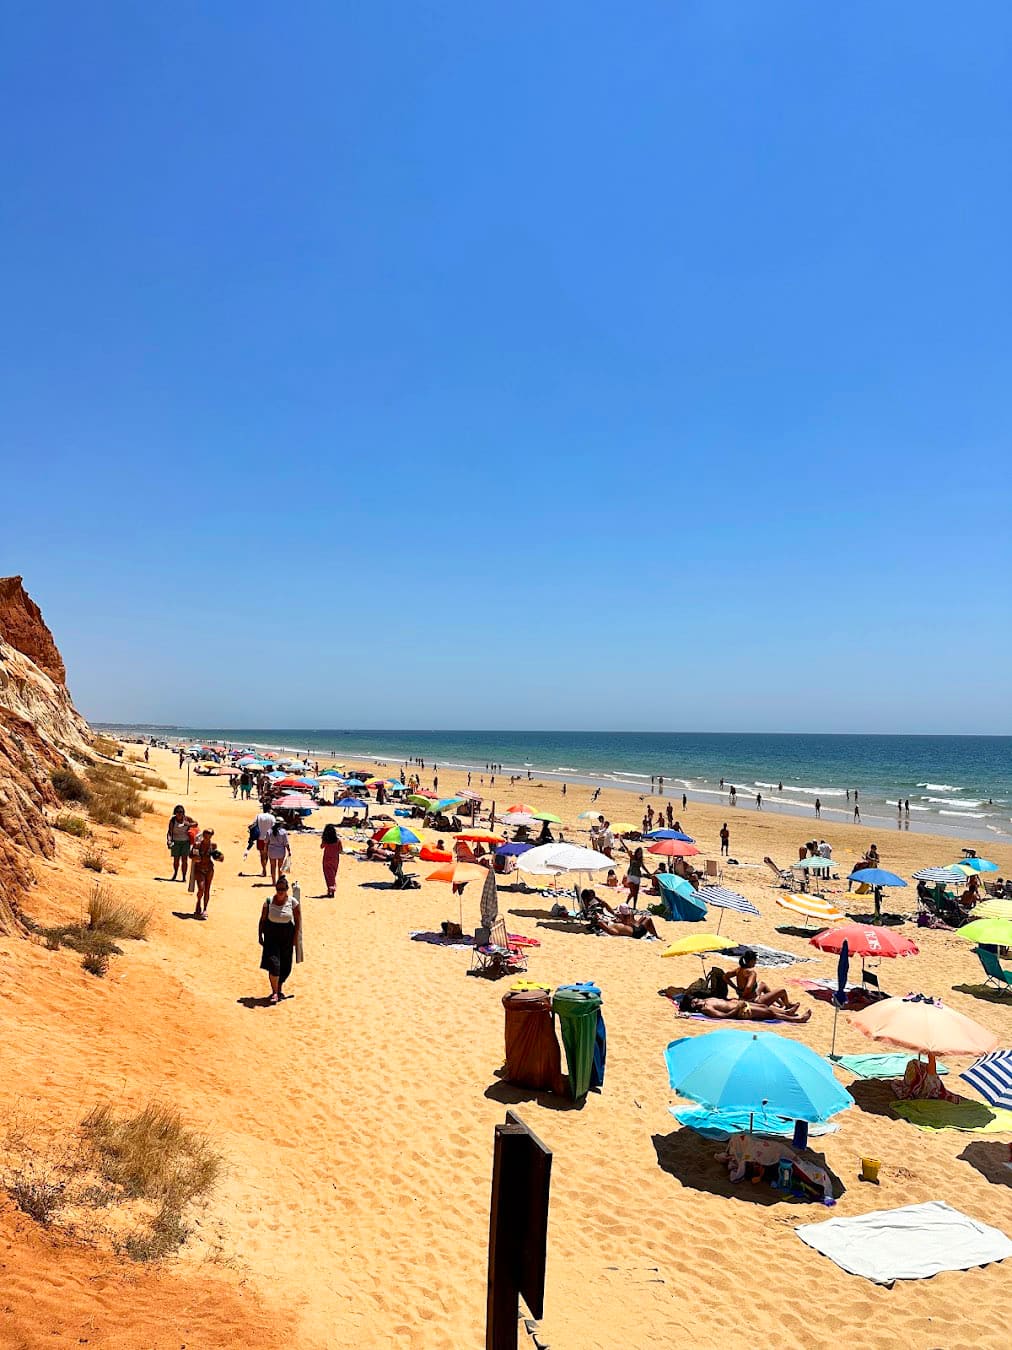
[647,839,700,858]
[277,776,313,789]
[506,803,536,814]
[811,924,918,959]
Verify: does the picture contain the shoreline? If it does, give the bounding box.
[101,726,1012,848]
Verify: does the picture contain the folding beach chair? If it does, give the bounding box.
[471,918,528,977]
[976,947,1012,993]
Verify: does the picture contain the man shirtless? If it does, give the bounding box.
[680,993,812,1023]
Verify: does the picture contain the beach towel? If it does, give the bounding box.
[836,1053,948,1080]
[890,1099,1012,1133]
[730,943,813,969]
[796,1201,1012,1283]
[671,1107,839,1140]
[409,929,475,950]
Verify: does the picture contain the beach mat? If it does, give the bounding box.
[671,1106,839,1140]
[837,1053,949,1080]
[796,1201,1012,1283]
[730,943,813,969]
[890,1099,1012,1133]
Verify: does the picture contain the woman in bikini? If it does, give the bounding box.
[726,950,801,1012]
[680,993,812,1023]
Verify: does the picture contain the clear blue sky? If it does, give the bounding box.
[2,3,1010,733]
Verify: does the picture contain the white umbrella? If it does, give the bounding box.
[516,843,613,875]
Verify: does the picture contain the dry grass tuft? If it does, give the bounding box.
[51,767,90,804]
[81,950,109,977]
[53,812,90,838]
[82,845,106,873]
[91,734,120,757]
[88,883,152,940]
[84,763,153,828]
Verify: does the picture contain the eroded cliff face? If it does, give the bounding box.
[0,578,92,934]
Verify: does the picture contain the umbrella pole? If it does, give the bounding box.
[830,1004,840,1060]
[716,908,724,934]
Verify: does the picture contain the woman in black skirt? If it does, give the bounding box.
[258,875,302,1004]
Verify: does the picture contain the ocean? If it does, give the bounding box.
[99,726,1012,846]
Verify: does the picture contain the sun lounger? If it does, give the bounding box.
[975,946,1012,993]
[764,856,797,890]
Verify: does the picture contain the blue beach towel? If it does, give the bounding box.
[671,1106,841,1140]
[836,1053,948,1080]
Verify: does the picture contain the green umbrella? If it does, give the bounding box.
[406,794,433,807]
[956,918,1012,946]
[377,826,421,846]
[533,811,561,823]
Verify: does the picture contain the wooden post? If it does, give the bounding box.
[486,1111,552,1350]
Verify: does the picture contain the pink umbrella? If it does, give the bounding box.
[273,793,314,810]
[849,993,998,1073]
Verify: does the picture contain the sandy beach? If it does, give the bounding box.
[3,743,1012,1349]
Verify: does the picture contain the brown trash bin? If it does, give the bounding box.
[502,989,563,1093]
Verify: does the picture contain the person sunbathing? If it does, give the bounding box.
[726,950,801,1012]
[590,906,659,940]
[680,993,811,1023]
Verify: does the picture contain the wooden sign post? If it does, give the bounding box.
[486,1110,552,1350]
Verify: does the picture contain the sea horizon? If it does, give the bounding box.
[97,724,1012,847]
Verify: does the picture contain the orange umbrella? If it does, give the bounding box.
[647,839,701,858]
[454,830,505,844]
[506,803,536,814]
[426,862,489,885]
[849,994,998,1073]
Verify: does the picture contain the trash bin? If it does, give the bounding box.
[502,989,563,1092]
[552,984,603,1101]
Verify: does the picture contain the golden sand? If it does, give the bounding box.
[2,746,1011,1348]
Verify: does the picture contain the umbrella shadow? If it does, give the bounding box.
[535,920,596,935]
[775,925,822,939]
[849,911,908,926]
[484,1077,582,1113]
[847,1079,899,1118]
[651,1129,845,1205]
[959,1141,1012,1186]
[508,907,557,920]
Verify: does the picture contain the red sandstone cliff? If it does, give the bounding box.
[0,578,92,934]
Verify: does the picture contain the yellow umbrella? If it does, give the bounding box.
[611,822,637,834]
[969,898,1012,922]
[662,934,737,958]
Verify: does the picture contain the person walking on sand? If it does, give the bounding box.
[258,875,301,1004]
[682,793,687,811]
[166,804,197,882]
[720,823,730,856]
[320,822,342,896]
[814,797,821,819]
[191,828,221,919]
[254,806,276,877]
[666,803,673,827]
[266,819,290,882]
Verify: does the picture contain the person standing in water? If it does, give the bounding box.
[815,797,821,819]
[755,792,763,811]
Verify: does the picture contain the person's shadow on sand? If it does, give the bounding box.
[171,910,201,921]
[236,994,297,1009]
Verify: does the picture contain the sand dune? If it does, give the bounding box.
[1,746,1010,1347]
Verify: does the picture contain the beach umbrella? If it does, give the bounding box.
[272,793,314,810]
[912,866,966,885]
[516,843,613,874]
[646,829,695,843]
[344,778,367,788]
[810,925,918,959]
[775,893,846,926]
[386,781,409,792]
[664,1030,853,1124]
[494,841,533,857]
[648,839,700,859]
[961,1051,1012,1110]
[954,917,1012,946]
[375,826,421,846]
[479,868,499,930]
[319,768,344,778]
[969,897,1012,922]
[532,810,561,823]
[406,794,433,807]
[849,994,998,1066]
[335,797,368,811]
[694,885,760,932]
[661,933,736,958]
[454,830,504,844]
[793,856,834,871]
[610,822,638,834]
[428,797,465,814]
[578,811,603,821]
[502,813,538,829]
[954,858,1000,873]
[848,868,907,888]
[506,803,536,814]
[830,940,850,1059]
[456,789,483,801]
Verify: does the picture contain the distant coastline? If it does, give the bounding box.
[97,724,1012,847]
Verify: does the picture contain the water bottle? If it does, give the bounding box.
[292,880,301,904]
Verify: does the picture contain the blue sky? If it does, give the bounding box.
[2,3,1010,733]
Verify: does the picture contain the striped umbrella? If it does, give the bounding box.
[970,897,1012,922]
[694,885,760,933]
[962,1050,1012,1110]
[912,866,965,885]
[775,892,846,926]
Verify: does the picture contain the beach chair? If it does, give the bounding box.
[471,918,528,977]
[704,858,722,885]
[975,947,1012,993]
[764,856,796,890]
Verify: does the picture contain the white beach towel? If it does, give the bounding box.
[796,1201,1012,1284]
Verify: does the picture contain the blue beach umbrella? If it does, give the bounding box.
[335,797,367,811]
[344,778,366,788]
[646,829,695,843]
[848,868,907,888]
[495,841,533,857]
[953,858,999,874]
[664,1030,853,1123]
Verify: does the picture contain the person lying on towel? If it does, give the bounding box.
[680,993,811,1023]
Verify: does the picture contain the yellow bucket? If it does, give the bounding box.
[861,1157,881,1183]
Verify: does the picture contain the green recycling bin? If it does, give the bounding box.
[552,985,602,1101]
